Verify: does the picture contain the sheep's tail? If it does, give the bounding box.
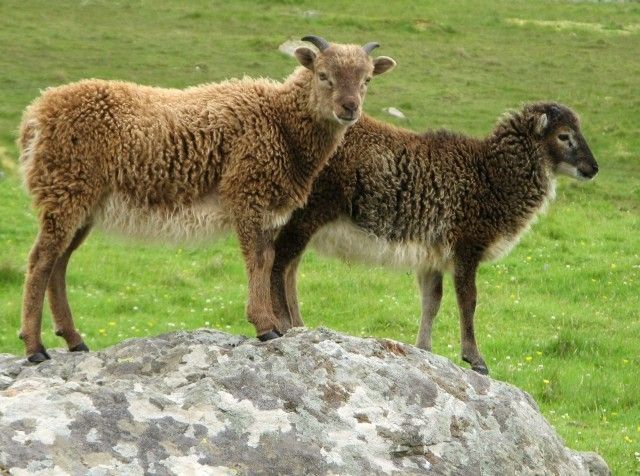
[17,105,41,192]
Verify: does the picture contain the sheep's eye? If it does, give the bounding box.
[318,73,333,87]
[364,77,371,85]
[558,133,570,142]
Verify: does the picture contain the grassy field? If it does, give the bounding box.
[1,0,638,472]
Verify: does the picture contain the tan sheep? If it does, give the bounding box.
[271,103,599,374]
[18,35,396,362]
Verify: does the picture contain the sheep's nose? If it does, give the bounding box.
[339,100,358,121]
[578,161,599,179]
[342,100,358,114]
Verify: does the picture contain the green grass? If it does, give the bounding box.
[1,0,639,472]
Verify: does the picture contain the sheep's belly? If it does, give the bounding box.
[483,233,523,262]
[95,193,290,244]
[310,219,452,271]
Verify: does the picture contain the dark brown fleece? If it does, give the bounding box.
[272,102,598,374]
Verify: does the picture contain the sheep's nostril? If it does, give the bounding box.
[335,99,360,122]
[342,101,357,114]
[578,162,599,179]
[582,163,598,177]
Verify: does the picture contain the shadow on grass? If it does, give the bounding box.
[543,331,601,358]
[0,262,23,286]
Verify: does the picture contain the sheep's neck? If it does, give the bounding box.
[482,128,553,222]
[279,72,348,203]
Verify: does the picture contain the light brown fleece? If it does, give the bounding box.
[272,102,598,374]
[17,39,396,360]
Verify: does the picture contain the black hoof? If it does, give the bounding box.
[472,365,489,375]
[27,349,51,364]
[70,342,90,352]
[257,330,282,342]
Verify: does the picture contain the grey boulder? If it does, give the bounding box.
[0,328,609,475]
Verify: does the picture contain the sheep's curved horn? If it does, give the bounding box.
[362,42,380,54]
[301,35,330,52]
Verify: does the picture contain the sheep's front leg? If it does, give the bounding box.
[415,270,443,351]
[453,255,489,375]
[236,220,281,341]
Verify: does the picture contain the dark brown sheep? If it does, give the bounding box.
[17,36,396,363]
[271,103,598,374]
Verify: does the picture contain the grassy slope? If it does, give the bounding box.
[0,0,638,472]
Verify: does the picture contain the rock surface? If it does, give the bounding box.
[0,328,609,475]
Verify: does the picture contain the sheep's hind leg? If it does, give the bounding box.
[271,256,303,331]
[21,216,79,363]
[47,224,92,352]
[415,270,443,351]
[271,259,294,331]
[284,257,304,327]
[272,213,324,330]
[453,254,489,375]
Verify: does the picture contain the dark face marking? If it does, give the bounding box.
[535,104,599,181]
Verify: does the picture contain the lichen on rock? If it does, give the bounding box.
[0,328,609,475]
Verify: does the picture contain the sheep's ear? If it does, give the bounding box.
[372,56,396,76]
[535,113,548,136]
[295,47,316,71]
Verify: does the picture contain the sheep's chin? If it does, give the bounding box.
[556,162,582,180]
[332,112,358,127]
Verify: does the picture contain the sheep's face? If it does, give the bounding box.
[295,41,395,126]
[533,103,599,181]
